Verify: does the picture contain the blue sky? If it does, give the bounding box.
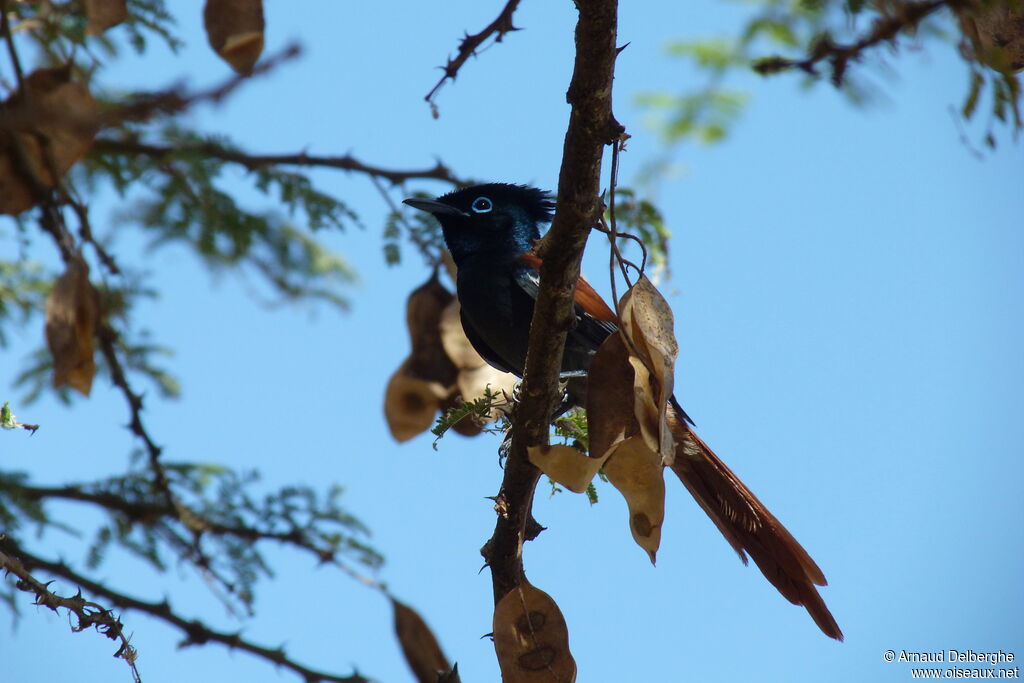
[2,1,1022,682]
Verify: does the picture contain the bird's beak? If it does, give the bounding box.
[402,198,468,217]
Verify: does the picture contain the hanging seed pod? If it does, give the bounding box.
[384,274,458,442]
[203,0,265,74]
[384,359,449,443]
[1,67,99,215]
[45,253,101,396]
[493,581,576,683]
[85,0,128,35]
[958,0,1024,73]
[405,275,458,387]
[392,598,451,683]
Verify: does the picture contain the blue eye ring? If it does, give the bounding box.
[471,197,493,213]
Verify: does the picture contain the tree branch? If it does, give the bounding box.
[5,2,245,609]
[424,0,523,113]
[5,538,372,683]
[95,325,176,503]
[482,0,623,603]
[102,44,302,126]
[12,481,381,586]
[0,537,141,683]
[753,0,955,85]
[91,137,469,187]
[92,324,259,610]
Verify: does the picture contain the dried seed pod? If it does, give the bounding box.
[959,0,1024,72]
[392,598,450,683]
[439,300,485,370]
[405,275,457,387]
[603,436,665,564]
[493,581,576,683]
[203,0,265,74]
[86,0,128,35]
[1,68,99,215]
[619,277,679,463]
[45,253,101,396]
[384,360,448,443]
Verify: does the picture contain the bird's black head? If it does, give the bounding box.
[403,183,555,266]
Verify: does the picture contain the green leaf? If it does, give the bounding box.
[431,386,509,448]
[963,70,985,121]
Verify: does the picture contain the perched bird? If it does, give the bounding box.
[404,183,843,641]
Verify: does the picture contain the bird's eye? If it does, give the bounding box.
[471,197,493,214]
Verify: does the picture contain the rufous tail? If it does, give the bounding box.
[667,408,843,640]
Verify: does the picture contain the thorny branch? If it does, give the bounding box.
[0,538,141,683]
[1,46,302,136]
[2,7,408,681]
[2,17,263,611]
[91,324,246,607]
[481,0,623,603]
[9,481,383,588]
[424,0,522,114]
[3,539,372,683]
[103,44,303,126]
[93,132,467,269]
[60,188,120,274]
[753,0,955,85]
[92,137,469,187]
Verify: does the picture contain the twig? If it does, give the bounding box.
[481,0,623,604]
[753,0,954,86]
[594,140,665,404]
[95,325,171,496]
[4,2,165,510]
[11,482,384,589]
[1,14,377,676]
[94,325,246,610]
[424,0,522,115]
[601,136,647,322]
[370,175,445,267]
[8,1,309,614]
[92,137,468,187]
[1,0,26,87]
[63,189,121,275]
[100,44,303,126]
[0,537,141,683]
[5,539,371,683]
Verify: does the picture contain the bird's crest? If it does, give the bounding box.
[438,184,555,224]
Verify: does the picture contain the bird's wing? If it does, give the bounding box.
[458,305,518,375]
[515,252,619,349]
[517,252,616,321]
